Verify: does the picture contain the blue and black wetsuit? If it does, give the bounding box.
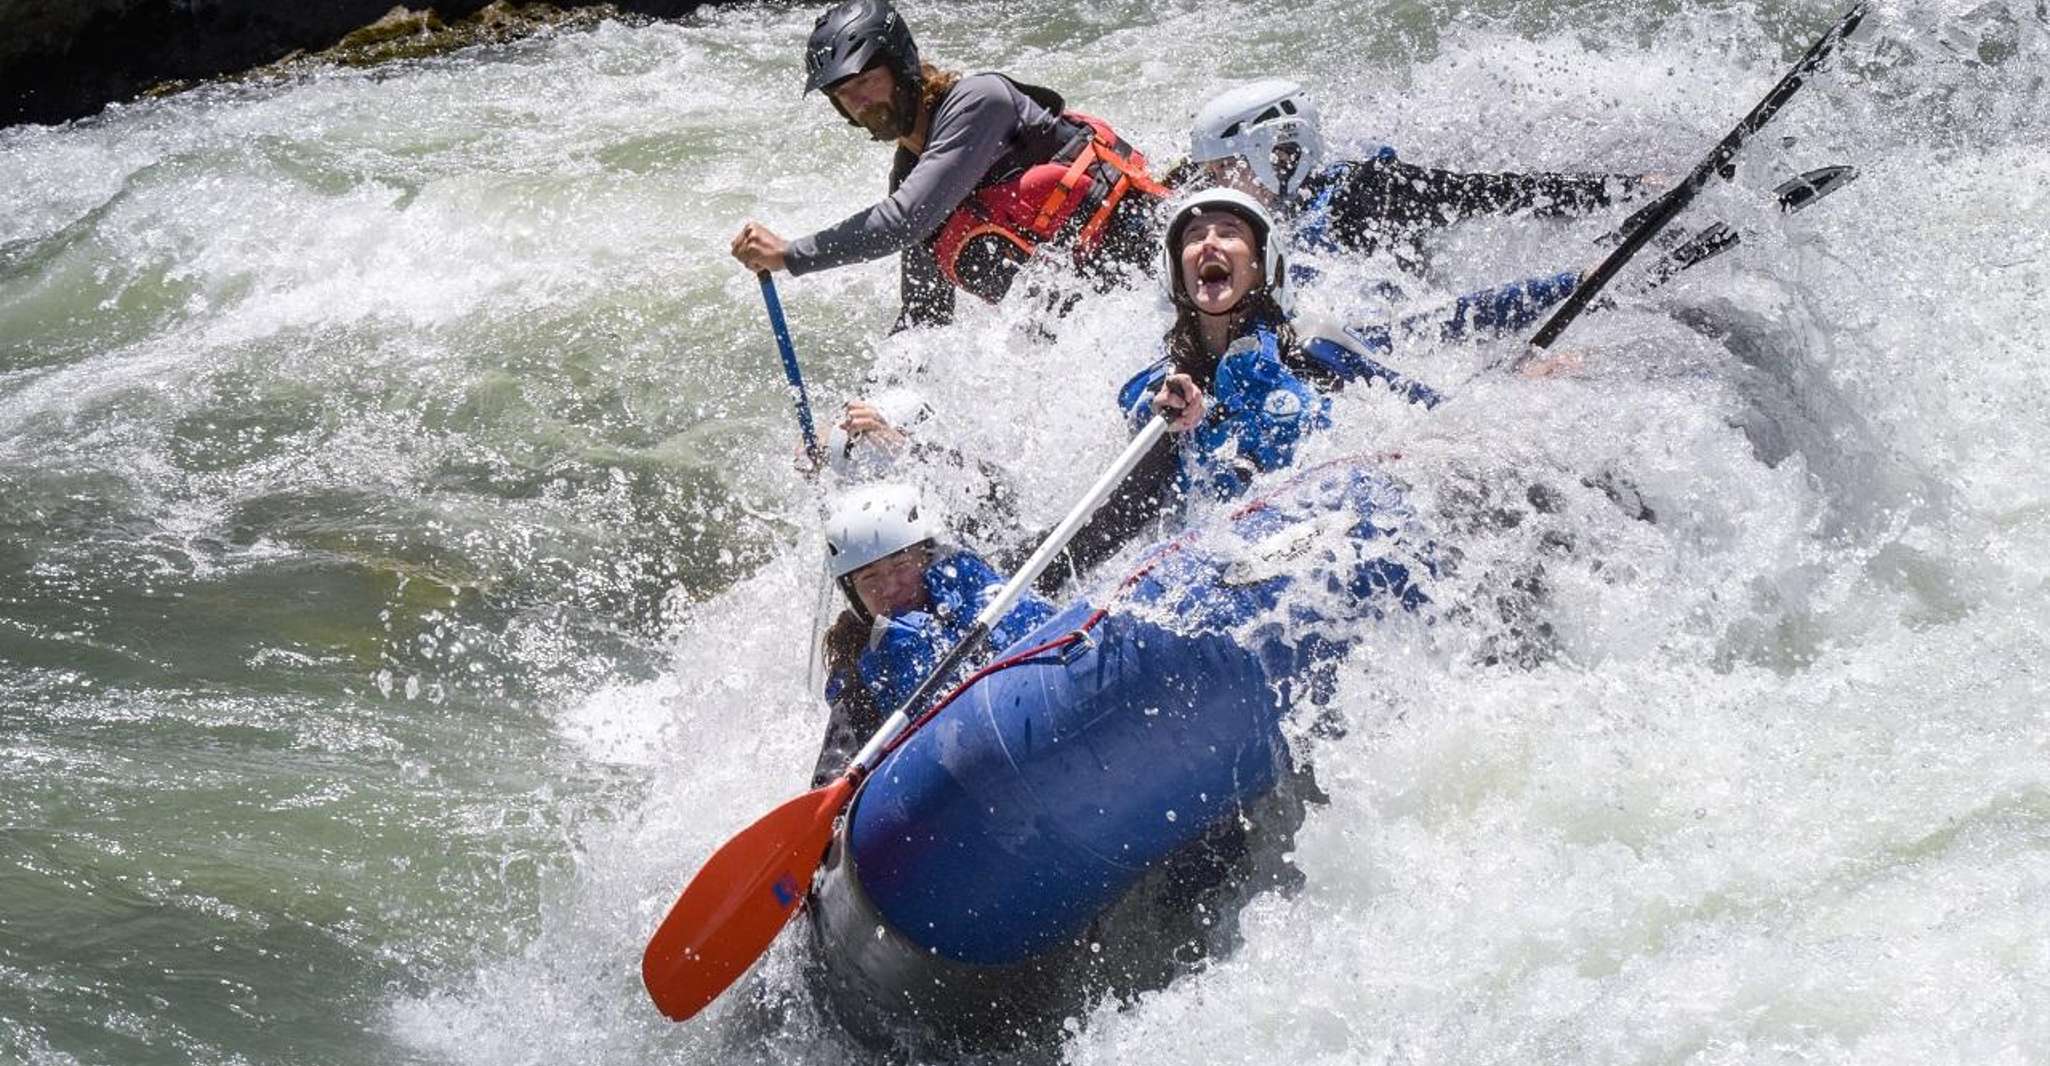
[1115,317,1442,501]
[1043,270,1577,587]
[1291,148,1644,276]
[812,549,1056,785]
[1115,267,1579,501]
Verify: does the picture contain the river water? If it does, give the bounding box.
[3,1,2046,1063]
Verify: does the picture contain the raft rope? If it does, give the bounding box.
[875,450,1409,762]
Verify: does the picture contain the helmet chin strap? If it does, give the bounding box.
[837,575,875,624]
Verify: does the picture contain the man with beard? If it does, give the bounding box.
[729,0,1166,330]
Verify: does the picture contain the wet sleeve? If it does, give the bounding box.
[786,79,1025,276]
[1401,270,1581,343]
[937,551,1051,648]
[1296,334,1445,409]
[1117,359,1172,431]
[810,679,874,787]
[1360,156,1647,227]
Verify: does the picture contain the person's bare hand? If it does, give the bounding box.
[840,400,909,451]
[731,221,789,273]
[1153,373,1206,432]
[1518,347,1585,378]
[793,437,823,474]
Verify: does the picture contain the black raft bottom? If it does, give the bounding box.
[803,763,1324,1060]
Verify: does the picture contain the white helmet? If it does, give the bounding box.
[824,482,937,580]
[1190,79,1326,200]
[1159,187,1292,315]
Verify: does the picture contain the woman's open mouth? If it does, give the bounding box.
[1191,252,1239,305]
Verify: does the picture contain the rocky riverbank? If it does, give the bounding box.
[0,0,712,129]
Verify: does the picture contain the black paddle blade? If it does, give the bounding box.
[1775,164,1859,212]
[1637,162,1860,292]
[1640,222,1741,292]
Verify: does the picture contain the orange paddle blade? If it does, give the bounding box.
[641,776,854,1021]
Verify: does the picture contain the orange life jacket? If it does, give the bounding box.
[930,113,1168,302]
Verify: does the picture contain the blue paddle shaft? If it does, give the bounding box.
[759,273,822,465]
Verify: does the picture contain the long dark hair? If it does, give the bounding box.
[1162,293,1296,388]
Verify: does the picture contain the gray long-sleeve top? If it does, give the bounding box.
[786,73,1073,328]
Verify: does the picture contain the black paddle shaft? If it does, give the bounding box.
[1522,4,1868,354]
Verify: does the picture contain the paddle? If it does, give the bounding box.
[1515,3,1868,359]
[1636,164,1860,292]
[635,276,840,1021]
[642,414,1174,1022]
[758,272,823,469]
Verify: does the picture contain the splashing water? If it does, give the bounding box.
[3,1,2046,1063]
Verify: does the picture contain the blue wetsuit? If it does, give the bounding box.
[1114,270,1575,501]
[1117,318,1432,499]
[815,549,1056,784]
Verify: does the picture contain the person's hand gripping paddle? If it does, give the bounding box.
[640,415,1173,1021]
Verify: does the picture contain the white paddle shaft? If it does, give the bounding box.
[848,416,1171,774]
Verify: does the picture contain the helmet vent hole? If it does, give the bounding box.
[1254,105,1283,124]
[1279,100,1297,114]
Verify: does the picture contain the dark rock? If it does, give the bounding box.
[0,0,720,130]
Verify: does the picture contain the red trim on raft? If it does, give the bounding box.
[875,449,1409,761]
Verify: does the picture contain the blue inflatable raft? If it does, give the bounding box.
[804,460,1431,1050]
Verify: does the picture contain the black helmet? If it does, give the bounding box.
[802,0,921,95]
